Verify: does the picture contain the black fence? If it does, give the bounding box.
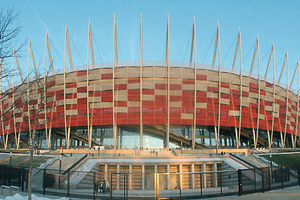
[0,165,28,192]
[0,164,299,200]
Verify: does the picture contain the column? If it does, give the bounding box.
[213,163,218,187]
[129,165,132,190]
[167,165,170,189]
[142,165,145,190]
[105,164,108,182]
[202,164,206,188]
[117,164,120,190]
[191,164,195,189]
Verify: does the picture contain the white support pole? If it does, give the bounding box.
[283,53,289,148]
[0,59,5,149]
[232,28,240,73]
[255,35,261,149]
[238,28,242,148]
[43,32,49,149]
[140,13,143,150]
[271,44,275,148]
[45,32,55,75]
[27,39,32,148]
[289,63,298,89]
[28,40,38,79]
[278,54,287,85]
[264,46,274,81]
[166,14,170,150]
[249,40,258,77]
[87,19,91,148]
[192,16,197,149]
[13,50,23,82]
[12,51,18,148]
[217,21,221,151]
[63,26,69,149]
[65,25,73,71]
[113,14,117,150]
[295,61,300,148]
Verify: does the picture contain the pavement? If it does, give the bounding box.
[203,186,300,200]
[1,186,299,199]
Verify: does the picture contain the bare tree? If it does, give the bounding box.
[0,7,22,61]
[23,68,51,200]
[0,7,24,148]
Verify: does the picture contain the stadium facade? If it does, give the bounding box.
[0,16,299,151]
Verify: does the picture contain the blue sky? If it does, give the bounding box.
[1,0,300,89]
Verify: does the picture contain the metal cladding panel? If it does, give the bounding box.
[1,66,299,137]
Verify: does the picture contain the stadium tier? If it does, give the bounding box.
[0,62,298,150]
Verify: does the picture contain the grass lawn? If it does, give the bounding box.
[261,153,300,170]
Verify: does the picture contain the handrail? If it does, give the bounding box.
[62,154,88,175]
[229,153,257,169]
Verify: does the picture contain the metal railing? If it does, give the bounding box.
[0,164,299,199]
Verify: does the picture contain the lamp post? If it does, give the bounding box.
[58,154,62,189]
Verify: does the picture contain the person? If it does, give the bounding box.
[103,180,106,194]
[100,181,103,193]
[95,181,100,196]
[106,180,110,194]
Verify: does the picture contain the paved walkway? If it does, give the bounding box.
[1,186,299,199]
[203,186,300,200]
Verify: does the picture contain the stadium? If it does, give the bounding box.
[0,16,300,199]
[0,18,299,151]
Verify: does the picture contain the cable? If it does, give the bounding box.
[48,38,64,65]
[116,26,123,62]
[242,40,256,62]
[91,29,103,64]
[202,30,216,64]
[69,33,85,66]
[31,43,43,60]
[221,35,237,66]
[182,29,193,62]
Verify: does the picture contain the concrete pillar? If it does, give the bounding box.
[117,164,120,190]
[105,164,108,182]
[213,163,218,187]
[202,164,206,188]
[179,164,182,190]
[167,165,170,190]
[129,165,132,190]
[120,129,123,149]
[142,165,145,190]
[154,165,158,191]
[190,164,195,189]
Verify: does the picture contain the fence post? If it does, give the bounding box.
[126,173,128,199]
[220,171,222,194]
[200,173,203,196]
[9,166,11,186]
[110,173,113,200]
[67,172,70,198]
[124,174,126,200]
[268,167,271,190]
[93,172,96,200]
[298,167,300,186]
[261,169,265,193]
[281,166,284,190]
[238,169,242,196]
[43,168,46,195]
[254,168,256,192]
[21,167,24,192]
